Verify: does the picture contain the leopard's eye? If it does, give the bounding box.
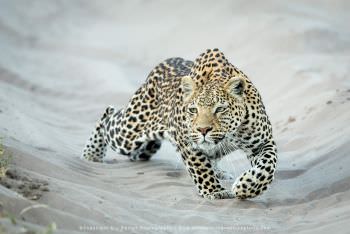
[188,107,198,114]
[215,106,226,114]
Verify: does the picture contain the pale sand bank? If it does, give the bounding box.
[0,1,350,233]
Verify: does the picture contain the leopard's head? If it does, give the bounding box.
[181,75,246,152]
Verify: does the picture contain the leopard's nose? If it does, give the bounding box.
[197,126,213,136]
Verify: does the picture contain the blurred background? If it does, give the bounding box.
[0,1,350,233]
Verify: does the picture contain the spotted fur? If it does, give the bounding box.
[82,49,277,200]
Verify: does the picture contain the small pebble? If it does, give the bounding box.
[287,117,296,123]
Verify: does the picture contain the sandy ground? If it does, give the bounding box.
[0,0,350,233]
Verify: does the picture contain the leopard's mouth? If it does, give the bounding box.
[197,137,224,149]
[200,140,212,146]
[198,137,214,145]
[190,133,226,151]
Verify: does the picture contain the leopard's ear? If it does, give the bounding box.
[225,76,245,96]
[181,76,196,101]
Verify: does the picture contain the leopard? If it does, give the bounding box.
[81,48,277,200]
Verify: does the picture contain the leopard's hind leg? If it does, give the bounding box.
[130,139,162,161]
[81,106,116,162]
[82,106,163,162]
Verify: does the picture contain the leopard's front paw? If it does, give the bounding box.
[231,174,264,199]
[203,190,235,200]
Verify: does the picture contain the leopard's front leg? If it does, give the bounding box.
[181,149,234,200]
[232,140,277,199]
